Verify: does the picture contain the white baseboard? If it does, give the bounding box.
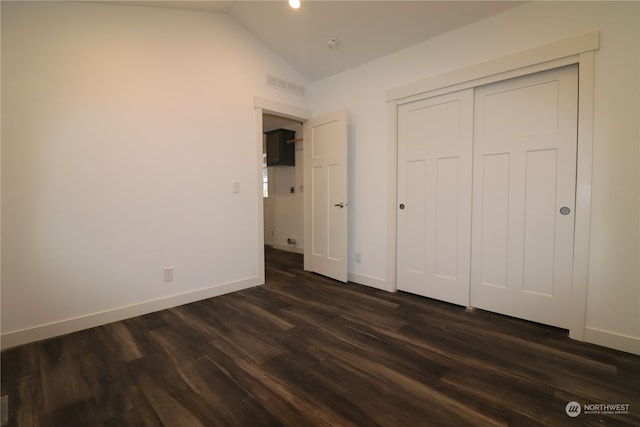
[348,272,394,292]
[583,326,640,355]
[273,243,304,254]
[0,277,261,350]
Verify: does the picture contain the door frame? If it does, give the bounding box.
[254,97,312,285]
[387,32,600,341]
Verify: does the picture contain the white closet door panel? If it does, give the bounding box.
[478,153,510,289]
[471,65,578,328]
[522,149,558,296]
[482,80,560,140]
[397,89,473,306]
[435,157,460,280]
[405,160,427,275]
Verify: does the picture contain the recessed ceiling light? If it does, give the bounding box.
[289,0,301,9]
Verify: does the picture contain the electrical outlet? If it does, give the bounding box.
[355,252,362,263]
[164,267,174,282]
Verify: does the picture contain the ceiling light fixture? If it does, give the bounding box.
[288,0,301,9]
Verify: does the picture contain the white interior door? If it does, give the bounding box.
[304,109,348,282]
[471,65,578,328]
[396,89,473,305]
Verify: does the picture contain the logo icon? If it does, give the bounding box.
[566,401,582,417]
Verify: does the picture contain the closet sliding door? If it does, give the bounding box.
[396,89,473,306]
[396,66,578,328]
[470,66,578,328]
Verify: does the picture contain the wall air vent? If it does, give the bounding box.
[266,74,306,97]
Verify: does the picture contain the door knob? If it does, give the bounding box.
[334,202,345,208]
[560,206,571,215]
[399,203,405,210]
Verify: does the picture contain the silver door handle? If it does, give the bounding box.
[334,202,345,208]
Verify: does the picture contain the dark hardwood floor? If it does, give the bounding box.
[2,246,639,426]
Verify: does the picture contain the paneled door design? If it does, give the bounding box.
[471,66,578,328]
[396,66,578,328]
[304,109,348,282]
[396,89,474,306]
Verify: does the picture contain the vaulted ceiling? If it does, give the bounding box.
[117,1,524,81]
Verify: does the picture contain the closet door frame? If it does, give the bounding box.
[387,32,599,341]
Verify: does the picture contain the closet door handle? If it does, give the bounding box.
[334,202,345,208]
[399,203,405,210]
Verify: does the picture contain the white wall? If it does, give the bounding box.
[310,1,639,353]
[1,2,309,348]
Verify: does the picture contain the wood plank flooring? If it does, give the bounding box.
[2,246,639,426]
